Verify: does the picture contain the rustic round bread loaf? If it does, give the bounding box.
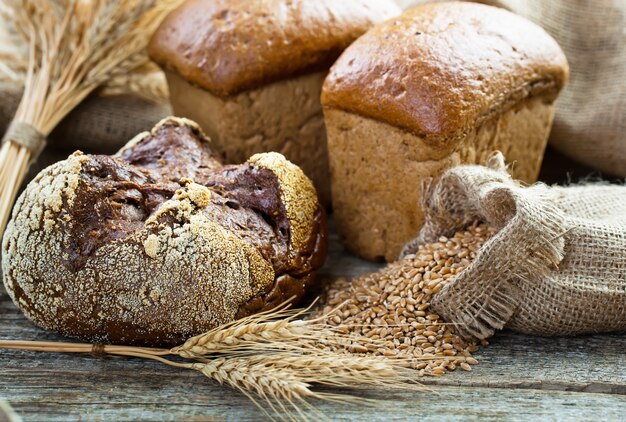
[1,117,327,346]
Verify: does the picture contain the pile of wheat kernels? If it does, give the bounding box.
[317,223,496,376]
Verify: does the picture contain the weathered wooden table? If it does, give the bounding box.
[1,223,625,421]
[1,147,625,420]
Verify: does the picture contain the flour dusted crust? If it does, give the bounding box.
[1,117,326,346]
[248,152,317,258]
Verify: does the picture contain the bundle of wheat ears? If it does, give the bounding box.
[0,303,422,419]
[0,2,169,102]
[0,0,179,236]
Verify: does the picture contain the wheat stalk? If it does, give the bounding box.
[99,62,169,104]
[0,5,169,103]
[172,300,407,360]
[189,357,343,421]
[225,353,421,389]
[173,302,334,356]
[0,0,181,237]
[0,302,421,420]
[0,3,26,82]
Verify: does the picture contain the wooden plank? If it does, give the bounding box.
[2,285,626,394]
[1,218,625,420]
[3,375,626,422]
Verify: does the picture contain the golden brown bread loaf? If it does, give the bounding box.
[321,1,569,261]
[1,117,327,346]
[148,0,401,207]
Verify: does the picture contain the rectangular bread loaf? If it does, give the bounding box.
[322,2,569,261]
[149,0,401,206]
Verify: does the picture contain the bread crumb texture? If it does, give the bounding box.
[326,97,554,261]
[166,70,333,206]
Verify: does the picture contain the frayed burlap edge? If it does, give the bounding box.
[401,153,571,339]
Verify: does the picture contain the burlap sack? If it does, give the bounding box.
[401,153,626,339]
[396,0,626,177]
[0,81,171,154]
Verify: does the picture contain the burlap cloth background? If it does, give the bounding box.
[0,82,171,154]
[0,2,171,154]
[402,154,626,339]
[397,0,626,177]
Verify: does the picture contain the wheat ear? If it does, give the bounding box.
[172,302,326,355]
[0,0,182,236]
[0,301,423,420]
[100,62,169,104]
[171,300,401,359]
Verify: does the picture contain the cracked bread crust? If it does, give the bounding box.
[164,70,333,207]
[1,117,326,346]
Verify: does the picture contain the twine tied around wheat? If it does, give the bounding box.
[0,121,45,231]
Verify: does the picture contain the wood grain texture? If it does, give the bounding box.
[1,222,625,421]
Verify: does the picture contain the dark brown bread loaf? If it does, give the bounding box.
[321,1,568,261]
[149,0,401,96]
[1,117,327,346]
[148,0,401,207]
